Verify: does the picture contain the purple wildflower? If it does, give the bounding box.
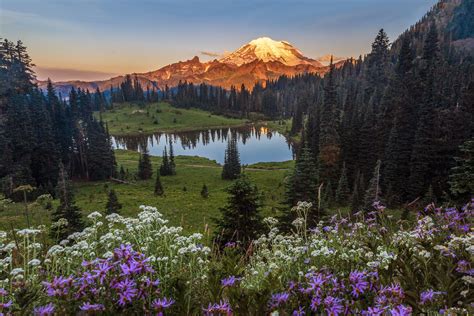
[362,306,386,316]
[221,276,239,287]
[293,306,306,315]
[420,289,444,305]
[115,278,137,306]
[33,303,55,316]
[349,270,369,298]
[389,304,412,316]
[80,302,105,311]
[152,297,175,310]
[93,261,112,283]
[269,292,290,308]
[310,295,322,311]
[203,300,232,316]
[0,300,12,309]
[0,288,7,297]
[323,296,344,316]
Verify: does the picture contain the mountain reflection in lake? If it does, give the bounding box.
[112,125,294,165]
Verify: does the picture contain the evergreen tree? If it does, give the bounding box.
[159,146,172,176]
[51,164,84,240]
[363,160,382,209]
[214,175,264,247]
[221,138,241,180]
[448,139,474,202]
[168,139,176,175]
[105,189,122,214]
[201,184,209,198]
[137,148,153,180]
[154,172,164,196]
[280,143,319,229]
[319,59,341,188]
[335,162,350,205]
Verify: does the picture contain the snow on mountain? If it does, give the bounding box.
[219,37,322,67]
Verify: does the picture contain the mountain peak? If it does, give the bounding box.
[219,36,322,67]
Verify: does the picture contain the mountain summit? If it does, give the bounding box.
[40,37,335,94]
[219,37,322,67]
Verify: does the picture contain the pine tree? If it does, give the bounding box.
[319,59,341,188]
[221,138,241,180]
[159,146,172,176]
[168,139,176,175]
[201,184,209,198]
[280,143,320,229]
[154,172,164,196]
[51,164,84,240]
[363,160,382,209]
[214,175,264,247]
[449,139,474,202]
[137,148,153,180]
[105,189,122,214]
[335,162,350,205]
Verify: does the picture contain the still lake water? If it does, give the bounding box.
[112,125,294,165]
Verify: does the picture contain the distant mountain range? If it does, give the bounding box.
[38,37,347,95]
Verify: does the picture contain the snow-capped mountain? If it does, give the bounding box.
[40,37,338,94]
[219,37,323,67]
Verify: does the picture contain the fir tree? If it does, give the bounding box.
[105,189,122,214]
[168,139,176,175]
[221,138,241,180]
[154,172,164,196]
[363,160,382,209]
[159,146,172,176]
[51,164,84,240]
[280,143,319,229]
[137,148,153,180]
[201,184,209,198]
[449,139,474,202]
[214,175,264,247]
[335,162,350,205]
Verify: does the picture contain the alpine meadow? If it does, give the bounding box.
[0,0,473,315]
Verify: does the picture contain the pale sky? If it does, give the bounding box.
[0,0,438,81]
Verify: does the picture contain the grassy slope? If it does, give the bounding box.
[0,150,293,234]
[98,102,248,135]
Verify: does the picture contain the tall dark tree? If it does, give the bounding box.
[105,189,122,214]
[137,148,153,180]
[221,138,241,180]
[51,164,84,240]
[335,162,350,205]
[449,139,474,202]
[364,160,383,209]
[214,176,264,247]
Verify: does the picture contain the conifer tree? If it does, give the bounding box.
[105,189,122,214]
[280,143,319,229]
[168,139,176,175]
[159,146,172,176]
[214,175,264,247]
[449,139,474,202]
[221,138,241,180]
[363,160,382,209]
[137,148,153,180]
[335,162,350,205]
[201,184,209,198]
[154,172,164,196]
[51,164,84,240]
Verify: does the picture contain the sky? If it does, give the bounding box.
[1,0,438,81]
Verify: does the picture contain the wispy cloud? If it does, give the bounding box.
[200,51,221,58]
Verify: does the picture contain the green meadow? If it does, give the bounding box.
[98,102,248,135]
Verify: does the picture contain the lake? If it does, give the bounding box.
[112,125,294,165]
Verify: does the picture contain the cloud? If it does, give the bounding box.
[200,51,221,57]
[34,66,118,82]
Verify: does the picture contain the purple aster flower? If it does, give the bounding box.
[389,304,412,316]
[0,300,12,309]
[152,297,175,310]
[0,288,7,297]
[42,276,73,297]
[310,295,322,311]
[323,296,344,316]
[33,303,55,316]
[224,241,236,248]
[115,278,137,306]
[92,261,112,283]
[362,306,386,316]
[203,300,232,316]
[269,292,290,308]
[456,260,470,273]
[293,306,305,315]
[80,302,105,311]
[349,270,369,298]
[221,276,239,287]
[420,289,444,305]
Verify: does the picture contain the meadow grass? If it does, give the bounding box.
[97,102,248,135]
[0,150,293,234]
